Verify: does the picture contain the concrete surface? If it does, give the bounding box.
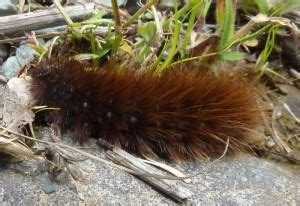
[0,142,299,205]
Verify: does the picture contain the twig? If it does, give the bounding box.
[0,3,95,35]
[0,25,109,44]
[271,106,293,154]
[0,31,66,44]
[107,148,192,203]
[142,158,192,184]
[0,135,37,160]
[101,138,230,180]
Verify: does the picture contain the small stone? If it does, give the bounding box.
[1,44,37,80]
[266,139,276,148]
[275,110,282,119]
[1,56,21,79]
[42,179,56,194]
[16,44,37,67]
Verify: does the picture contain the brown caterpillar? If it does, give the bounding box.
[29,59,260,161]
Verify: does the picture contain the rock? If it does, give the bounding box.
[0,129,299,205]
[283,94,300,123]
[15,44,37,67]
[1,56,21,79]
[275,83,299,95]
[1,44,37,80]
[275,82,300,123]
[42,180,56,194]
[0,0,18,16]
[265,137,276,149]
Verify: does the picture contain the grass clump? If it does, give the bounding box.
[30,0,300,76]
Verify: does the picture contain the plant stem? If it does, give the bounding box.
[111,0,122,33]
[53,0,73,25]
[163,0,199,27]
[157,0,180,73]
[169,52,219,67]
[218,0,235,50]
[124,0,159,27]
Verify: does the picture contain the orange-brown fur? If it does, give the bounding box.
[29,59,259,161]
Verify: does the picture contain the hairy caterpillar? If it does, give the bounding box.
[29,59,259,161]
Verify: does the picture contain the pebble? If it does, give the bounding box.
[265,138,276,148]
[1,56,21,79]
[1,44,37,80]
[16,44,37,67]
[42,179,56,194]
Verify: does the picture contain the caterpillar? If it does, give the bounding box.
[29,59,260,161]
